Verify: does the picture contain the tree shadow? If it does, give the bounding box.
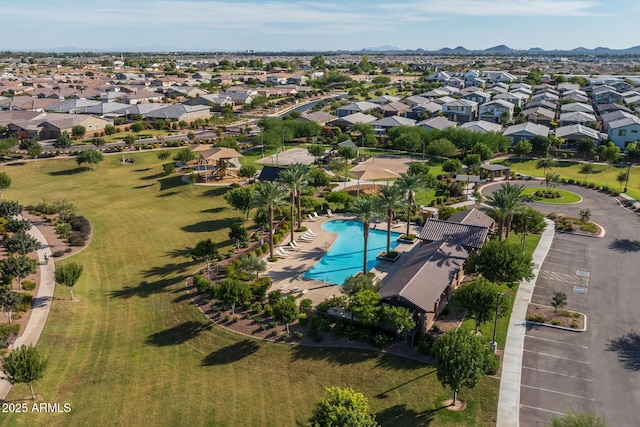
[133,168,152,172]
[145,320,212,346]
[109,273,186,299]
[201,207,226,214]
[132,184,155,189]
[202,187,228,198]
[609,239,640,253]
[157,191,179,198]
[375,352,429,371]
[375,404,435,426]
[289,345,377,365]
[165,247,193,259]
[181,218,236,233]
[374,369,436,399]
[200,339,262,366]
[49,167,86,176]
[606,333,640,370]
[159,176,185,191]
[140,172,165,181]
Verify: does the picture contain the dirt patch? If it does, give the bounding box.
[21,210,92,261]
[442,399,467,411]
[343,184,381,196]
[526,304,585,330]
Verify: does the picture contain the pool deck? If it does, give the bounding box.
[265,215,423,304]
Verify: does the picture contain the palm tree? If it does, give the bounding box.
[395,172,424,237]
[253,181,287,260]
[579,163,595,184]
[278,164,308,243]
[289,163,309,229]
[536,156,557,177]
[377,184,405,257]
[486,182,525,239]
[350,195,382,273]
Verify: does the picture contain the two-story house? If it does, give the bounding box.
[607,115,640,148]
[462,91,491,106]
[478,99,514,123]
[335,101,379,117]
[442,99,478,124]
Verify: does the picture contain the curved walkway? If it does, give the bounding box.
[0,223,54,401]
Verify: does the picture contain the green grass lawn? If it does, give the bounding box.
[501,158,640,200]
[459,233,542,350]
[521,187,582,204]
[0,152,499,427]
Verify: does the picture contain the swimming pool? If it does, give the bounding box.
[302,220,401,285]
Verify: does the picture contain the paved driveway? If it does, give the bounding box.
[483,181,640,426]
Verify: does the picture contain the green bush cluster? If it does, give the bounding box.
[22,280,36,291]
[193,274,212,294]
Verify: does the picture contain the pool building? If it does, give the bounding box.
[378,208,494,334]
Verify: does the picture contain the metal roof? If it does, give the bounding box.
[418,219,489,249]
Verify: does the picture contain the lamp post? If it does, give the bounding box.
[624,161,632,193]
[490,292,507,353]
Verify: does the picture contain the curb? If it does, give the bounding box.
[526,304,587,332]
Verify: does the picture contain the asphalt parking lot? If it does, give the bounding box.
[520,231,595,425]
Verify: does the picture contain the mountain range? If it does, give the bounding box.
[360,44,640,56]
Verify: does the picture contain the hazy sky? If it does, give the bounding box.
[1,0,636,51]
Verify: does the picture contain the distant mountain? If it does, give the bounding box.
[484,45,514,53]
[362,45,401,52]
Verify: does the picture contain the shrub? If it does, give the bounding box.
[192,274,212,293]
[485,353,500,375]
[332,321,345,336]
[22,280,36,291]
[299,298,313,312]
[551,319,561,325]
[268,290,283,302]
[570,321,579,329]
[373,333,389,348]
[269,321,278,330]
[418,334,435,356]
[359,328,373,343]
[18,294,33,312]
[294,331,304,340]
[0,323,20,343]
[298,312,308,326]
[281,332,290,340]
[251,301,263,314]
[527,314,546,323]
[263,304,274,317]
[346,325,359,341]
[52,250,66,258]
[55,222,72,238]
[68,233,86,246]
[251,277,272,299]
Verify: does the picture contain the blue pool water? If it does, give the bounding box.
[302,220,402,285]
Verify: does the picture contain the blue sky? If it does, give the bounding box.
[1,0,636,51]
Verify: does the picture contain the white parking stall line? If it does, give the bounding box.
[523,349,590,364]
[521,385,595,401]
[525,335,590,349]
[522,366,593,382]
[520,405,567,416]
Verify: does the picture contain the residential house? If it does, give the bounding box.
[371,116,416,133]
[38,114,112,140]
[378,101,411,117]
[327,112,377,131]
[522,106,555,126]
[370,95,401,105]
[287,75,309,85]
[526,99,557,112]
[479,99,515,123]
[183,94,234,111]
[561,102,594,114]
[607,115,640,148]
[420,88,449,99]
[336,101,379,118]
[558,82,580,92]
[44,99,102,113]
[417,116,457,132]
[431,96,457,106]
[297,111,337,126]
[442,99,478,124]
[112,103,169,120]
[122,89,164,105]
[404,102,442,120]
[503,122,550,144]
[0,96,60,111]
[592,85,622,104]
[494,92,527,108]
[402,95,429,108]
[144,104,211,122]
[266,76,287,85]
[510,87,533,99]
[74,102,129,118]
[462,91,491,106]
[558,111,597,127]
[460,120,502,133]
[554,124,602,145]
[597,103,632,115]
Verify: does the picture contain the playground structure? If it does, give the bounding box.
[190,145,243,182]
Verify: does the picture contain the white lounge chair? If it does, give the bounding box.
[327,209,334,217]
[312,212,320,219]
[298,233,316,241]
[289,241,304,251]
[276,247,291,257]
[305,228,319,236]
[307,213,318,222]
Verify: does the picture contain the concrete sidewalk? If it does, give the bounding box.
[0,223,55,401]
[496,218,555,427]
